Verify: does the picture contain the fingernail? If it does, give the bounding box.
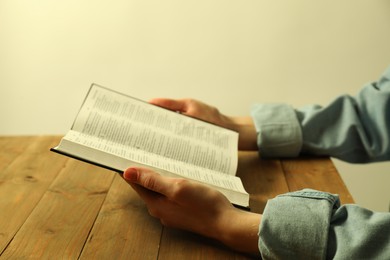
[123,168,138,182]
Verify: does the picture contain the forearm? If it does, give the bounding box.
[259,189,390,259]
[250,67,390,162]
[214,208,261,255]
[259,190,336,258]
[297,68,390,162]
[327,204,390,259]
[250,103,302,157]
[223,116,258,151]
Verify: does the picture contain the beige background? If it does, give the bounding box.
[1,0,389,211]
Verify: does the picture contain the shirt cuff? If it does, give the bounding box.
[250,103,302,157]
[258,189,340,259]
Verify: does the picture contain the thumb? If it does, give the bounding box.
[123,167,171,196]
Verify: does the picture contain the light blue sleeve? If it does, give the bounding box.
[258,189,390,259]
[251,67,390,163]
[252,68,390,258]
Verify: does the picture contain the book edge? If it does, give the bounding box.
[49,146,250,209]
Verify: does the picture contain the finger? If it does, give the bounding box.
[123,167,173,197]
[149,98,188,113]
[128,182,161,204]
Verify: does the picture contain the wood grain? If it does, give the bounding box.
[80,174,162,259]
[281,157,354,204]
[158,228,254,260]
[0,136,34,172]
[237,151,290,213]
[0,136,355,258]
[1,157,115,258]
[0,136,67,254]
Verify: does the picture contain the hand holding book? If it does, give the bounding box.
[123,167,261,256]
[51,84,252,207]
[149,98,258,151]
[124,99,260,254]
[50,84,262,255]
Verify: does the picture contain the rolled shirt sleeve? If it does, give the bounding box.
[259,189,339,259]
[251,103,302,158]
[250,66,390,163]
[259,189,390,259]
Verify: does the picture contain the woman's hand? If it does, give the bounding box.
[149,98,258,150]
[123,167,261,255]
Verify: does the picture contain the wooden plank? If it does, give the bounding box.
[0,136,68,254]
[79,174,162,259]
[281,157,354,204]
[159,228,254,260]
[157,151,290,260]
[0,136,353,258]
[237,151,290,213]
[1,159,115,259]
[0,136,34,172]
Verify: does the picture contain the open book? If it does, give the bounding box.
[51,84,249,208]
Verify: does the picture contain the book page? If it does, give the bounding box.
[61,130,246,195]
[71,84,239,175]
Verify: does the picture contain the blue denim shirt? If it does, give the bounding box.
[251,67,390,259]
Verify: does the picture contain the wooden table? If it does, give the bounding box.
[0,136,354,259]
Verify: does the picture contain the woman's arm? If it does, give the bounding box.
[251,67,390,162]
